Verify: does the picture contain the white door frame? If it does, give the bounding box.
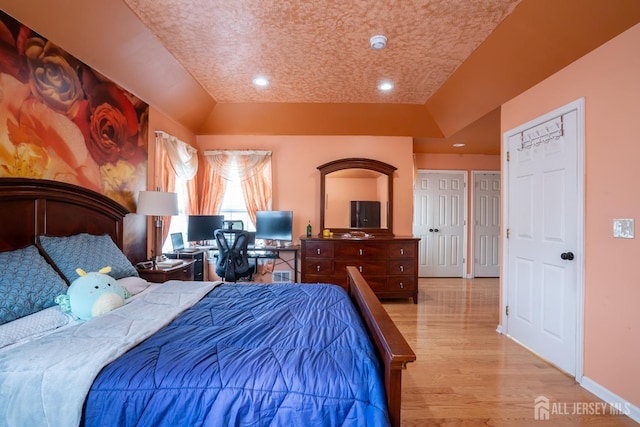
[470,170,500,278]
[414,169,468,277]
[500,98,585,381]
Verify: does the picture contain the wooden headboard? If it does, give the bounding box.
[0,178,129,254]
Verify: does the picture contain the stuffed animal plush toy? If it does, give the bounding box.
[55,266,130,320]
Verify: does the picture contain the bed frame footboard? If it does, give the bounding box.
[346,266,416,427]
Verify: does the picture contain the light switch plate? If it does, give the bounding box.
[613,218,634,238]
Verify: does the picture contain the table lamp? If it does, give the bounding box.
[137,190,179,264]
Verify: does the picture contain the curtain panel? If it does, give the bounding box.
[156,132,199,245]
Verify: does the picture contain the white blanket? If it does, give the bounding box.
[0,279,221,427]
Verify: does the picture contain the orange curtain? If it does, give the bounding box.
[156,132,199,243]
[236,151,273,274]
[236,152,272,225]
[200,151,233,214]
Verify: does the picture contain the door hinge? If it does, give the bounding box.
[506,228,510,239]
[505,305,509,316]
[507,151,510,162]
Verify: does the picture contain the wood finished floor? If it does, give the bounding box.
[382,277,638,427]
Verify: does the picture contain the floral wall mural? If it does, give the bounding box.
[0,10,148,212]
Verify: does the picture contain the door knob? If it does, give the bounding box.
[560,252,575,261]
[429,228,434,232]
[434,228,439,232]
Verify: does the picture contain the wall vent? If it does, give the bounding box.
[272,270,292,283]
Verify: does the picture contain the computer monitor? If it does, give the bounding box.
[255,210,293,243]
[187,215,224,242]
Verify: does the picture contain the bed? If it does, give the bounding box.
[0,177,415,426]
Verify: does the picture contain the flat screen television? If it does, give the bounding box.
[187,215,224,242]
[255,210,293,243]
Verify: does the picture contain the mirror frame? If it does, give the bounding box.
[318,158,396,236]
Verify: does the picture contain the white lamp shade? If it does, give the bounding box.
[137,191,179,216]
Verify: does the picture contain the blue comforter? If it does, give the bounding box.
[83,283,389,426]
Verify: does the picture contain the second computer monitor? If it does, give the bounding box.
[255,210,293,243]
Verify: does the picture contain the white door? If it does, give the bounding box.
[413,171,466,277]
[504,100,583,376]
[473,172,500,277]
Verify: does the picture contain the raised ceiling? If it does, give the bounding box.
[123,0,521,105]
[1,0,639,154]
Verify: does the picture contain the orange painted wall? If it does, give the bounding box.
[501,24,640,408]
[195,135,415,241]
[414,153,501,275]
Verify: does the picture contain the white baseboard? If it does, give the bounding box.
[580,376,640,423]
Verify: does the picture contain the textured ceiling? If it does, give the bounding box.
[123,0,522,104]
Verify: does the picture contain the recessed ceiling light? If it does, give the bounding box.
[252,76,269,87]
[453,143,465,147]
[378,81,394,92]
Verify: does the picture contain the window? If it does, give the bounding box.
[163,158,255,253]
[162,176,188,253]
[218,159,255,232]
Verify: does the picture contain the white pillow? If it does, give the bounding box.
[117,276,151,296]
[0,306,76,350]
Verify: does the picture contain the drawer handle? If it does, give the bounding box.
[358,266,363,273]
[400,248,404,255]
[316,265,320,272]
[400,265,404,272]
[317,248,321,255]
[399,282,404,289]
[359,249,363,256]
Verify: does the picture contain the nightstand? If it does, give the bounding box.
[137,259,196,283]
[165,250,205,280]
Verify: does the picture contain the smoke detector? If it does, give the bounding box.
[370,35,387,50]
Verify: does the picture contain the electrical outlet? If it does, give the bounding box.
[613,219,634,239]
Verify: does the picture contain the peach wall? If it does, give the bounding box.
[195,135,415,242]
[414,153,501,275]
[502,24,640,408]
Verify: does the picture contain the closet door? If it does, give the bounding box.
[413,171,466,277]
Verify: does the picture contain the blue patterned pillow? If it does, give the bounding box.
[0,245,69,325]
[38,234,138,283]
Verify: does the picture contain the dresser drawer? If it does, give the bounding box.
[334,260,386,277]
[388,259,415,276]
[304,274,336,285]
[362,276,388,292]
[302,259,333,275]
[387,276,416,291]
[334,242,386,259]
[387,242,417,259]
[304,241,334,258]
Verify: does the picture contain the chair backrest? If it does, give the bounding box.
[223,219,244,231]
[214,229,254,282]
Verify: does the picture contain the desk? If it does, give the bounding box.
[207,245,300,282]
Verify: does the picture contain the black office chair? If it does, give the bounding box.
[214,229,255,282]
[223,219,244,231]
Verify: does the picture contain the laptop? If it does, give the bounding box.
[170,233,198,253]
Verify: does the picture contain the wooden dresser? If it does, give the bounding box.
[301,236,418,303]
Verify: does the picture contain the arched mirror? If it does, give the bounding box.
[319,158,396,236]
